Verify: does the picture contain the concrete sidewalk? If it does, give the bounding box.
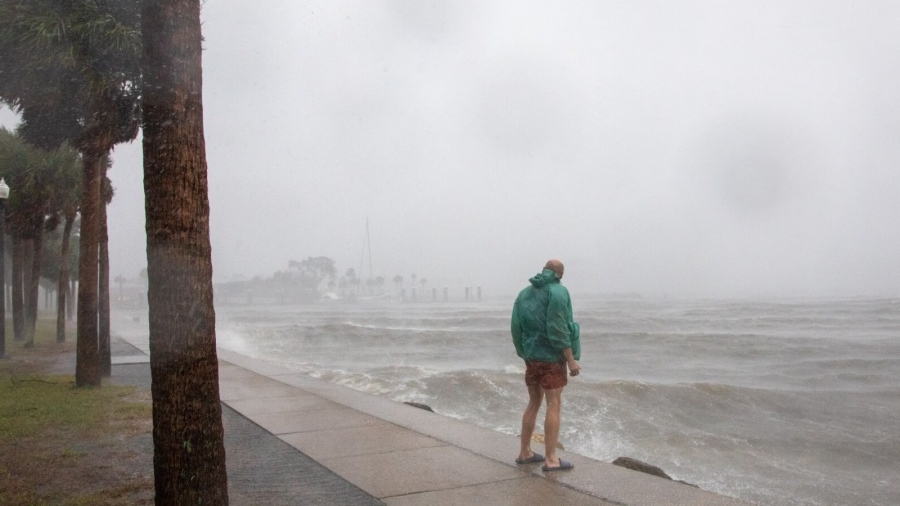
[111,340,383,505]
[114,328,752,506]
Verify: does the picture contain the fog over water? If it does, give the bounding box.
[4,1,900,297]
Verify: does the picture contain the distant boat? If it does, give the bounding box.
[320,292,341,303]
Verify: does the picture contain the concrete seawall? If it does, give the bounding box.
[116,326,754,505]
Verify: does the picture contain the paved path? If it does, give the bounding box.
[111,340,382,505]
[112,319,754,506]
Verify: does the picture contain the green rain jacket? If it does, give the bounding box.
[511,269,580,363]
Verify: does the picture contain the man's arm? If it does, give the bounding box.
[511,300,525,358]
[563,347,580,377]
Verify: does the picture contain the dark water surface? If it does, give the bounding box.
[217,296,900,506]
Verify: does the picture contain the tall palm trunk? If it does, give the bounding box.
[22,237,32,337]
[0,209,5,360]
[99,197,111,376]
[25,223,43,348]
[11,237,24,342]
[142,1,228,503]
[75,151,102,387]
[57,213,74,342]
[68,279,75,320]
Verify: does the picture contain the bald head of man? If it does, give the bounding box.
[544,259,564,279]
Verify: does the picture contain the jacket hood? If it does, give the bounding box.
[529,268,559,288]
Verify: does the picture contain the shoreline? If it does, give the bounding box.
[113,312,752,506]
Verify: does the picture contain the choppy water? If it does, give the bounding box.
[216,296,900,506]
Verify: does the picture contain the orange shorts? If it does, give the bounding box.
[524,360,567,390]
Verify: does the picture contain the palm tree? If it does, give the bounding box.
[0,129,27,343]
[0,128,59,347]
[0,0,142,385]
[45,146,81,343]
[141,1,228,502]
[99,168,113,375]
[0,129,29,344]
[11,236,24,341]
[66,221,80,321]
[393,274,404,291]
[27,146,81,347]
[24,217,45,348]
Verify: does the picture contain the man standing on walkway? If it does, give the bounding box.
[511,259,581,472]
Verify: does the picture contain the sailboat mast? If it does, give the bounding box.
[366,218,373,280]
[358,218,374,281]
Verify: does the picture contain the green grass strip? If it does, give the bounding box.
[0,373,145,440]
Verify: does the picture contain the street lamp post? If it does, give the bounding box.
[0,178,9,359]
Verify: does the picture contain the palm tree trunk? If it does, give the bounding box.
[75,151,102,387]
[68,279,75,320]
[25,225,43,348]
[11,237,24,342]
[57,213,74,342]
[0,208,5,360]
[99,197,111,377]
[22,237,33,345]
[141,1,228,503]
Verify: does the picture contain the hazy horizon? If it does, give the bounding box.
[3,1,900,299]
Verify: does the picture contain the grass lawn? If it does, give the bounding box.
[0,314,154,505]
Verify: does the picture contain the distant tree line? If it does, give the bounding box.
[217,257,440,304]
[218,256,340,304]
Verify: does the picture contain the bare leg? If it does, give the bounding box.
[518,383,544,461]
[543,387,563,467]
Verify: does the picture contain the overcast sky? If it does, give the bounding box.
[3,1,900,298]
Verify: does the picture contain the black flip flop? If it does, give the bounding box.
[542,459,574,472]
[515,452,545,465]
